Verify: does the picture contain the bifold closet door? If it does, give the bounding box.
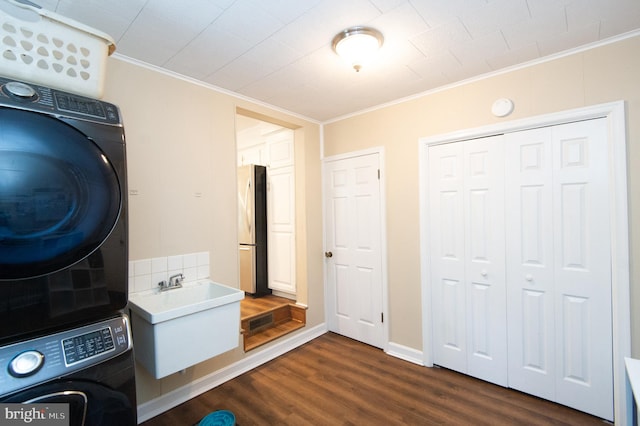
[504,127,555,401]
[505,119,613,420]
[429,135,507,386]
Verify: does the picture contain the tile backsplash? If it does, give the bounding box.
[128,252,209,294]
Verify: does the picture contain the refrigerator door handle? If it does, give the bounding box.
[244,179,253,236]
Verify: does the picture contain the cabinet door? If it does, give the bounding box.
[267,165,296,293]
[266,129,294,168]
[238,145,264,167]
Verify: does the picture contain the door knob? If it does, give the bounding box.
[325,251,333,258]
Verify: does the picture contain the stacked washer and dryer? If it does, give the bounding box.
[0,76,136,425]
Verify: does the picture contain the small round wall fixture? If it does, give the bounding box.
[332,26,384,72]
[491,98,514,117]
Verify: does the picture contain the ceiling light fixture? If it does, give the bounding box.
[332,26,384,72]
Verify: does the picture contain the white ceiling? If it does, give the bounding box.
[29,0,640,122]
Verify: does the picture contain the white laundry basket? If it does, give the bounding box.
[0,0,115,98]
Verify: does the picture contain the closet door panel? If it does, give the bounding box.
[552,119,613,420]
[429,143,467,373]
[463,136,507,386]
[505,128,555,400]
[441,278,465,355]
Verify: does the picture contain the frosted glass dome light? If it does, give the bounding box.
[332,26,384,72]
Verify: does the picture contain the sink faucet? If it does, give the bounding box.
[158,273,184,292]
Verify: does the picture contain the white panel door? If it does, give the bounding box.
[505,127,556,399]
[505,119,613,420]
[463,136,507,386]
[429,142,466,373]
[267,165,296,294]
[324,153,384,348]
[551,119,612,420]
[429,136,507,386]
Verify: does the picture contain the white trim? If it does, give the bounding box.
[110,54,321,125]
[379,148,389,352]
[113,31,640,126]
[270,289,296,300]
[324,30,640,124]
[418,101,630,424]
[112,31,640,126]
[418,140,434,368]
[321,147,390,352]
[322,146,384,163]
[319,124,325,160]
[136,324,327,424]
[111,30,640,126]
[386,342,424,366]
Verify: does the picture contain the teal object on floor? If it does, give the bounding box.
[198,410,236,426]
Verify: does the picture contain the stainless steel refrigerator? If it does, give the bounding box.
[237,164,270,296]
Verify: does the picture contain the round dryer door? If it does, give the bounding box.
[2,381,136,426]
[0,108,121,280]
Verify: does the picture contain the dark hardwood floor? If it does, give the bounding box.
[141,332,608,426]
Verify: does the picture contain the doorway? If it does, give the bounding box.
[235,112,308,350]
[236,113,296,298]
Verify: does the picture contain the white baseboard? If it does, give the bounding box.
[137,323,327,423]
[385,341,424,366]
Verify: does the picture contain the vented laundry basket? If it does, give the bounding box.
[0,0,115,98]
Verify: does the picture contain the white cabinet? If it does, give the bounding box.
[427,118,613,420]
[239,129,294,169]
[267,165,296,294]
[264,129,296,294]
[266,130,294,169]
[238,144,264,167]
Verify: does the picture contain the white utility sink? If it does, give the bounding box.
[128,280,244,378]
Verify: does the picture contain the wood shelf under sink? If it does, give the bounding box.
[240,295,306,352]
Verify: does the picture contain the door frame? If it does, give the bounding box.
[418,101,630,424]
[322,146,389,351]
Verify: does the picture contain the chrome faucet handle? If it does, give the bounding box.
[158,280,168,290]
[168,273,184,287]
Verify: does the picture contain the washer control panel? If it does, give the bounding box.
[0,315,132,398]
[0,76,121,125]
[62,327,116,366]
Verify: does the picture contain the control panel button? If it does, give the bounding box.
[4,81,37,100]
[8,350,45,378]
